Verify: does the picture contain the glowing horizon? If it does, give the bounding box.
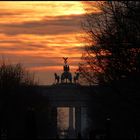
[0,1,99,85]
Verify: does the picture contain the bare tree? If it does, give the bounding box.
[79,2,140,139]
[80,1,140,85]
[0,59,53,139]
[0,61,37,91]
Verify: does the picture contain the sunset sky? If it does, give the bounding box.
[0,1,99,85]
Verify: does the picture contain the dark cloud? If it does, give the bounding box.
[0,12,18,17]
[0,10,34,17]
[0,52,81,67]
[0,40,23,44]
[0,39,56,51]
[0,14,85,35]
[62,46,84,52]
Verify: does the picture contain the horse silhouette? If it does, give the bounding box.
[74,72,80,84]
[61,72,72,83]
[54,73,60,84]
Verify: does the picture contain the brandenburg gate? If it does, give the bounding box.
[38,58,94,139]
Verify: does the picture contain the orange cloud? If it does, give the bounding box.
[0,1,99,85]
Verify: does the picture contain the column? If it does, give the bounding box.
[68,107,75,138]
[51,107,57,138]
[69,107,74,130]
[75,107,81,137]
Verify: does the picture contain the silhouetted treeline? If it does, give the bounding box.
[80,1,140,139]
[80,1,140,85]
[0,61,51,139]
